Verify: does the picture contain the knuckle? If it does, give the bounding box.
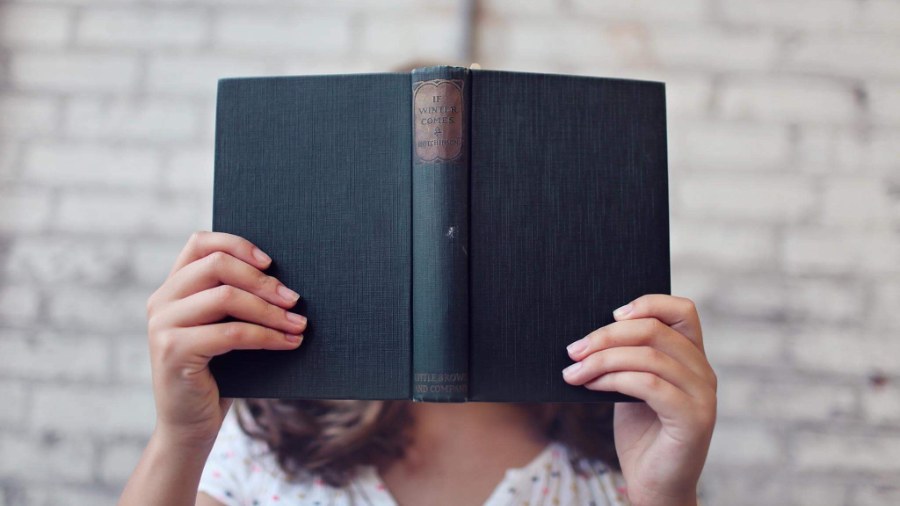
[681,297,697,313]
[258,273,276,292]
[222,322,248,347]
[151,329,179,362]
[588,327,609,350]
[642,317,664,335]
[206,250,229,273]
[188,230,208,246]
[644,347,665,366]
[146,291,158,317]
[641,373,662,392]
[213,284,237,304]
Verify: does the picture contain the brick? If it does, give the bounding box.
[4,238,130,285]
[702,320,786,368]
[0,381,27,426]
[659,74,712,117]
[670,219,777,269]
[713,276,788,320]
[835,128,900,172]
[360,13,463,61]
[789,482,850,506]
[147,55,270,94]
[64,98,201,141]
[48,287,148,332]
[131,239,185,286]
[821,176,893,226]
[480,0,562,16]
[719,77,857,124]
[860,0,900,33]
[787,277,866,323]
[862,384,900,425]
[670,267,719,307]
[677,174,815,222]
[77,8,207,47]
[10,52,140,93]
[0,433,95,482]
[0,285,41,324]
[0,5,70,46]
[568,0,708,23]
[55,192,205,236]
[698,474,804,506]
[868,83,900,125]
[23,143,161,187]
[791,327,900,375]
[113,339,152,384]
[21,487,119,506]
[720,0,859,32]
[504,20,623,65]
[795,127,841,173]
[0,96,59,137]
[675,123,791,170]
[215,11,351,53]
[0,334,110,381]
[0,141,20,182]
[717,377,856,421]
[706,423,781,465]
[0,188,53,233]
[872,280,900,330]
[32,385,155,436]
[853,485,900,506]
[795,432,900,472]
[651,28,779,71]
[783,228,900,275]
[165,147,214,192]
[100,442,145,484]
[787,35,900,78]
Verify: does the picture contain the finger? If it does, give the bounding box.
[567,318,715,386]
[153,285,307,335]
[612,294,703,352]
[583,371,692,423]
[563,346,711,399]
[169,231,272,277]
[181,321,303,359]
[159,250,299,309]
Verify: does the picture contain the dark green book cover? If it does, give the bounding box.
[210,66,670,403]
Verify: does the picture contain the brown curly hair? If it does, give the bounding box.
[237,400,619,487]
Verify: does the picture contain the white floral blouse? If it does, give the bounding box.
[199,414,630,506]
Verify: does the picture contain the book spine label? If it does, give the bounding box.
[410,66,470,402]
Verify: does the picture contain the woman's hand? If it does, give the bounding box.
[146,231,307,448]
[563,295,716,506]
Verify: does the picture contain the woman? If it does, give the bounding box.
[119,231,717,506]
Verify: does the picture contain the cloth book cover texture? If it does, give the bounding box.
[210,66,670,403]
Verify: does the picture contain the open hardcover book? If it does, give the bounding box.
[210,66,670,402]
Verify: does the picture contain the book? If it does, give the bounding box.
[210,66,670,403]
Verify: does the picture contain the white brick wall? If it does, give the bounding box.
[1,0,898,504]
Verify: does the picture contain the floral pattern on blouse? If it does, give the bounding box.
[199,413,630,506]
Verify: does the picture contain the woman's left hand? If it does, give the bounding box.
[563,294,716,506]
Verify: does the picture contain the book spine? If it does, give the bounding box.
[410,66,471,402]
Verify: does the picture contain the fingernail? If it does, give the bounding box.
[276,284,300,303]
[562,362,582,376]
[285,333,303,344]
[567,338,587,356]
[252,247,271,265]
[286,312,307,326]
[613,303,633,318]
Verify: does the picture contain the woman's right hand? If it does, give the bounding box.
[145,231,307,448]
